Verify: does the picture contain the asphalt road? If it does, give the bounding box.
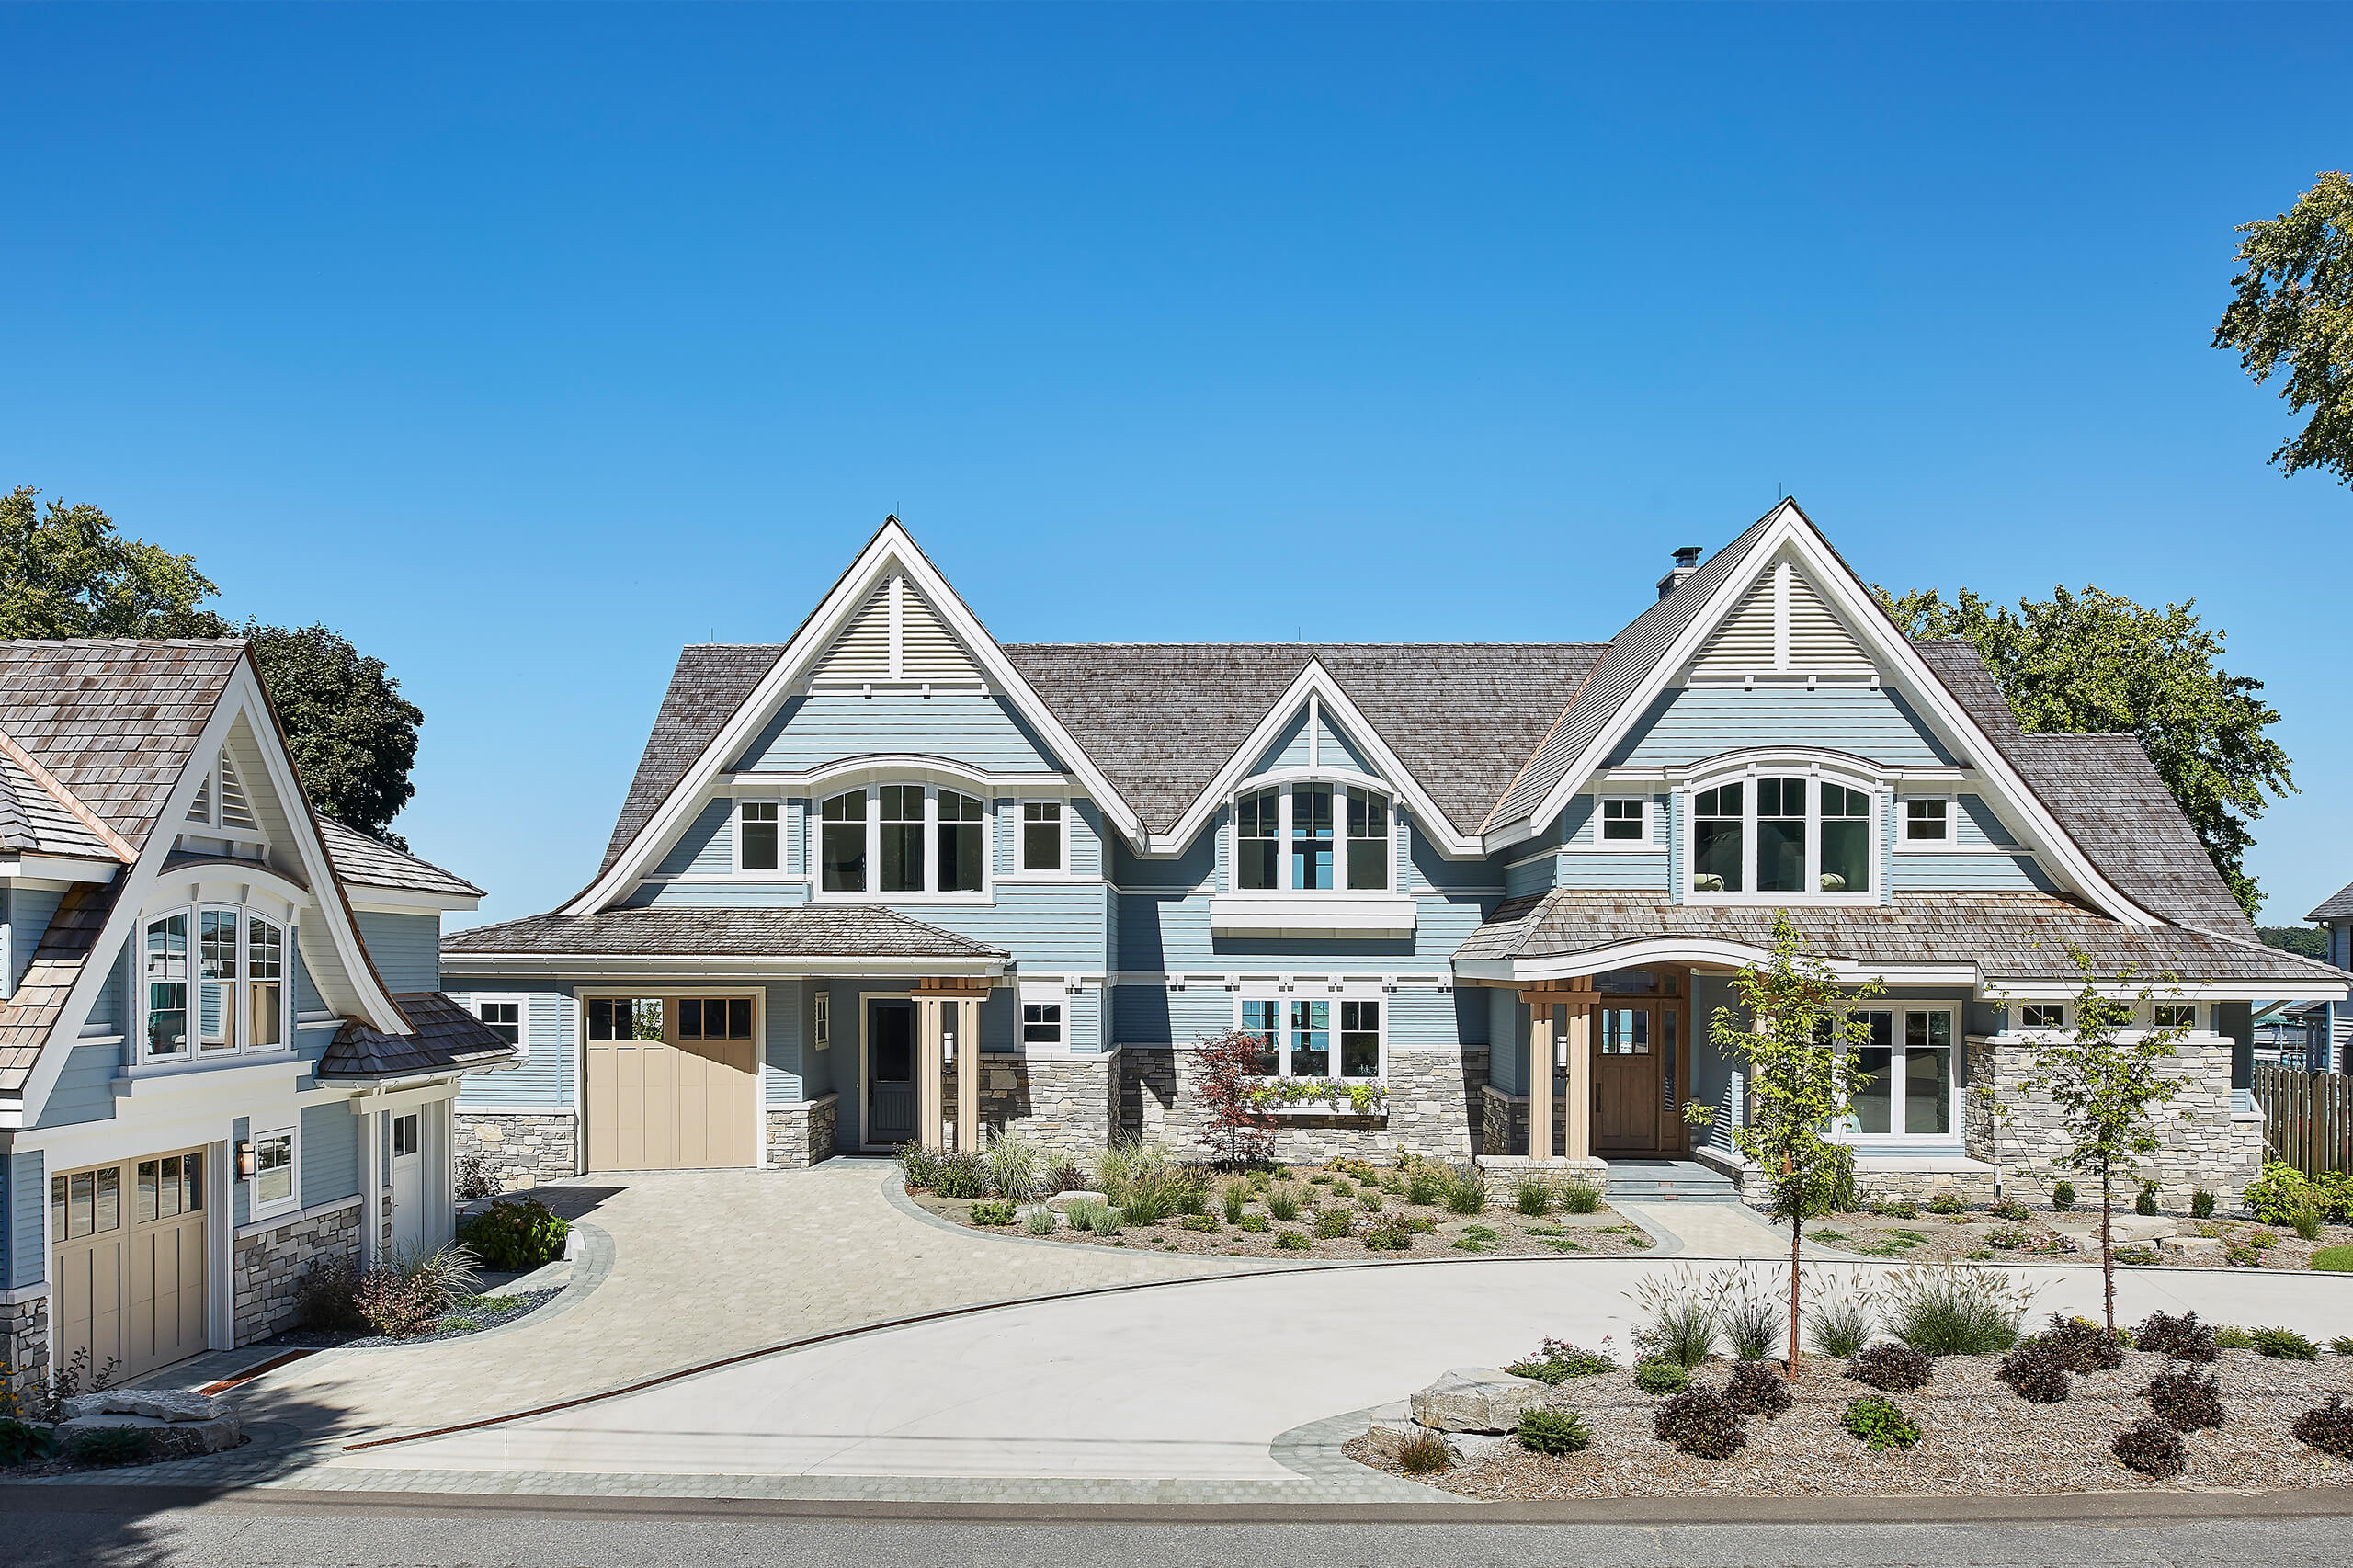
[8,1493,2353,1568]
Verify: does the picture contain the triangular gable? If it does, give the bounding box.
[1688,555,1874,680]
[1489,500,2165,926]
[1244,698,1390,786]
[567,519,1146,915]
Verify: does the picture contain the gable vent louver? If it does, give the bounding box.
[189,773,211,824]
[1690,560,1873,679]
[809,573,982,688]
[810,580,895,683]
[217,752,257,831]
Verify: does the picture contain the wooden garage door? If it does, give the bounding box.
[585,996,756,1171]
[51,1150,210,1382]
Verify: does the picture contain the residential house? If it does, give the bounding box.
[2296,882,2353,1074]
[0,640,511,1396]
[444,503,2344,1207]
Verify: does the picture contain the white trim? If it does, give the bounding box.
[455,992,529,1059]
[1680,762,1881,905]
[1898,793,1955,846]
[246,1121,300,1220]
[1017,796,1072,877]
[1208,893,1417,937]
[1836,1005,1961,1146]
[733,798,783,878]
[803,778,994,903]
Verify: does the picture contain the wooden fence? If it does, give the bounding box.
[2255,1063,2353,1178]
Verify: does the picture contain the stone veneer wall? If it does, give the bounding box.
[457,1112,578,1191]
[1966,1039,2261,1208]
[972,1055,1114,1155]
[1114,1045,1479,1163]
[1,1292,48,1408]
[765,1094,841,1168]
[233,1198,362,1345]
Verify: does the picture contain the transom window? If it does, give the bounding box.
[1844,1009,1954,1137]
[679,997,755,1040]
[143,906,291,1061]
[1238,994,1382,1080]
[1688,775,1874,898]
[1231,782,1392,893]
[739,801,779,870]
[1601,797,1646,841]
[817,784,992,897]
[1904,797,1950,842]
[2019,1003,2064,1029]
[2154,1003,2197,1029]
[1022,801,1063,871]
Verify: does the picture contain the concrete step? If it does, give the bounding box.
[1604,1163,1741,1205]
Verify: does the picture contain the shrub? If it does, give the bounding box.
[2135,1182,2160,1218]
[1237,1213,1269,1233]
[1397,1429,1454,1473]
[68,1426,153,1466]
[295,1255,368,1334]
[1313,1208,1353,1241]
[2332,1335,2353,1357]
[2039,1313,2125,1373]
[2291,1206,2325,1242]
[2243,1161,2343,1225]
[1360,1216,1414,1251]
[1883,1263,2032,1355]
[898,1145,939,1190]
[2251,1326,2320,1360]
[1848,1341,1933,1392]
[2111,1417,2187,1478]
[1634,1360,1690,1395]
[455,1197,570,1271]
[1631,1265,1720,1368]
[455,1153,499,1200]
[2145,1368,2224,1432]
[2191,1187,2216,1219]
[1514,1176,1552,1216]
[2052,1181,2076,1212]
[1998,1342,2072,1403]
[1871,1195,1919,1219]
[0,1418,55,1466]
[968,1199,1017,1226]
[1046,1157,1093,1195]
[1515,1405,1591,1456]
[1841,1395,1920,1450]
[930,1151,988,1199]
[1267,1186,1304,1222]
[1274,1230,1312,1252]
[1406,1215,1437,1233]
[1221,1185,1247,1224]
[1506,1338,1616,1385]
[1179,1213,1221,1233]
[1558,1176,1604,1215]
[1806,1290,1875,1358]
[1927,1193,1964,1216]
[2115,1244,2160,1267]
[1443,1166,1488,1216]
[1064,1198,1120,1233]
[1654,1388,1745,1460]
[2293,1393,2353,1458]
[1358,1193,1384,1213]
[2212,1324,2254,1349]
[983,1128,1047,1202]
[1724,1361,1791,1419]
[1405,1169,1447,1207]
[1022,1207,1058,1236]
[2224,1243,2263,1269]
[354,1244,481,1337]
[2132,1311,2218,1363]
[1985,1225,2027,1251]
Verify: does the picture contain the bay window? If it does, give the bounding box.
[1844,1009,1954,1138]
[142,905,289,1061]
[1688,772,1877,899]
[1229,781,1395,893]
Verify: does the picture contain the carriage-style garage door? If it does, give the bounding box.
[51,1149,210,1382]
[584,996,757,1171]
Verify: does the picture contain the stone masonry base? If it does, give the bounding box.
[1967,1039,2262,1210]
[233,1198,362,1345]
[1116,1044,1480,1163]
[457,1112,579,1191]
[2,1291,48,1410]
[973,1055,1114,1155]
[765,1094,840,1168]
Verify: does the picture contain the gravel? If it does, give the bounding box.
[1347,1348,2353,1496]
[266,1288,562,1348]
[1807,1209,2353,1272]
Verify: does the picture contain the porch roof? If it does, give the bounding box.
[441,903,1008,966]
[1455,889,2351,993]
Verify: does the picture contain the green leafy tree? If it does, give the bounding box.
[2258,926,2327,961]
[2212,171,2353,485]
[1715,915,1881,1370]
[1877,585,2289,918]
[2003,952,2190,1335]
[242,621,423,849]
[0,487,221,638]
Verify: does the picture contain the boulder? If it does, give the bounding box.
[62,1388,221,1423]
[1045,1190,1108,1210]
[58,1412,244,1457]
[1409,1367,1551,1434]
[2158,1233,2224,1261]
[1363,1401,1439,1462]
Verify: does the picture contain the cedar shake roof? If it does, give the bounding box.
[599,645,784,876]
[317,991,518,1080]
[315,817,484,899]
[1458,889,2345,987]
[443,903,1006,960]
[1001,643,1606,836]
[0,749,113,859]
[2310,881,2353,923]
[0,881,122,1090]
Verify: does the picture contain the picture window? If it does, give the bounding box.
[2021,1003,2064,1028]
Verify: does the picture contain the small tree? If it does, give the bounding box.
[1715,915,1881,1371]
[2005,949,2190,1335]
[1189,1028,1277,1165]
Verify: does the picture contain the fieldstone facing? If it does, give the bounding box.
[766,1094,840,1168]
[1967,1039,2260,1209]
[1,1292,47,1410]
[1116,1044,1479,1162]
[1409,1367,1551,1434]
[976,1055,1115,1154]
[457,1111,578,1191]
[233,1199,362,1345]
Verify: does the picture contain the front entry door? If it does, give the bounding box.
[1593,1006,1664,1153]
[869,1001,916,1144]
[390,1112,424,1256]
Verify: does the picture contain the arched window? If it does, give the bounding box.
[814,781,993,898]
[1229,780,1392,893]
[1688,771,1875,900]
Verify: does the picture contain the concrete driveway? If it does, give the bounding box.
[328,1254,2353,1484]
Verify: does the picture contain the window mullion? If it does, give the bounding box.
[1279,786,1293,892]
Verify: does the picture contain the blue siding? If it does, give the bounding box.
[301,1100,359,1206]
[733,693,1063,774]
[231,1115,250,1227]
[1071,799,1106,878]
[1555,852,1671,892]
[1957,794,2018,846]
[762,979,806,1104]
[8,1149,43,1289]
[784,797,807,876]
[1386,989,1463,1045]
[1606,687,1956,768]
[654,799,733,877]
[1880,788,1898,906]
[84,938,128,1034]
[32,1042,119,1129]
[10,884,63,992]
[913,884,1110,971]
[992,798,1017,875]
[1893,852,2057,892]
[356,911,441,993]
[1489,989,1527,1095]
[1316,712,1382,779]
[1249,709,1312,777]
[454,987,574,1109]
[631,880,807,907]
[1505,851,1559,898]
[1111,983,1232,1046]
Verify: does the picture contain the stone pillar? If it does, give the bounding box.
[917,997,946,1152]
[1526,999,1554,1162]
[954,996,980,1154]
[1565,1001,1594,1163]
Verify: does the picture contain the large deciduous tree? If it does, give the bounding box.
[0,486,221,638]
[1878,585,2289,919]
[241,621,423,850]
[2212,170,2353,486]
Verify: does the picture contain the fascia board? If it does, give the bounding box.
[1497,941,1983,987]
[566,522,1145,915]
[1982,978,2351,1002]
[1151,660,1484,858]
[437,951,1006,978]
[0,857,120,883]
[343,887,483,915]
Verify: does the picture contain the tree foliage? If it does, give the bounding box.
[240,621,423,848]
[0,487,221,639]
[1188,1028,1278,1165]
[2212,170,2353,485]
[2258,926,2327,961]
[1714,915,1881,1369]
[1877,584,2289,918]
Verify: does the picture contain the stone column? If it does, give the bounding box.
[955,995,980,1154]
[917,997,946,1151]
[1526,999,1554,1162]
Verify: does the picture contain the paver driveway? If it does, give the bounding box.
[233,1158,1246,1443]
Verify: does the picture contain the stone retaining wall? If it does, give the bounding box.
[765,1094,840,1168]
[456,1112,578,1192]
[233,1199,362,1345]
[1966,1039,2261,1208]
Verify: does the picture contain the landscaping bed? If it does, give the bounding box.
[1803,1202,2353,1271]
[265,1285,562,1348]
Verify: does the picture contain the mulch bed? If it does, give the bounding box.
[1808,1209,2353,1271]
[914,1191,1661,1261]
[266,1287,562,1349]
[1349,1347,2353,1496]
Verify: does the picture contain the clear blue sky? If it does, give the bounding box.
[4,5,2347,930]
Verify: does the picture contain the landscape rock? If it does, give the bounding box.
[1045,1190,1108,1210]
[57,1412,244,1456]
[2158,1234,2225,1261]
[1364,1401,1439,1462]
[1410,1367,1552,1433]
[62,1389,221,1423]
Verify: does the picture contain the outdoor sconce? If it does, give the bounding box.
[235,1139,256,1180]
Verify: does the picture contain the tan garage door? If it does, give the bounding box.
[51,1150,210,1382]
[585,996,757,1171]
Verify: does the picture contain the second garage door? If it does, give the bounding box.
[585,996,757,1171]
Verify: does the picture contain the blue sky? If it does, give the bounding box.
[3,5,2347,929]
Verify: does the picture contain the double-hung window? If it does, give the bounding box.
[251,1127,297,1213]
[144,914,189,1058]
[1236,789,1279,890]
[1601,797,1647,842]
[246,916,283,1049]
[1291,784,1334,890]
[1237,994,1381,1081]
[198,911,237,1051]
[1904,797,1950,842]
[1022,801,1063,871]
[1756,778,1807,892]
[879,786,925,892]
[739,801,779,871]
[1844,1009,1954,1137]
[1339,999,1381,1078]
[1693,784,1744,892]
[1022,1001,1063,1046]
[1345,788,1387,890]
[938,791,984,892]
[1241,999,1280,1075]
[1819,784,1871,893]
[1289,1000,1330,1075]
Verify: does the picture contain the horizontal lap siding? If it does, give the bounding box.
[1317,713,1382,779]
[1112,984,1232,1046]
[904,884,1111,971]
[355,911,441,994]
[1250,710,1312,777]
[10,1149,42,1288]
[1385,989,1467,1046]
[1072,800,1105,877]
[10,885,63,992]
[454,984,575,1109]
[1557,851,1672,892]
[300,1100,358,1205]
[1606,687,1955,767]
[734,694,1064,773]
[1893,853,2056,892]
[1956,795,2018,846]
[762,981,805,1104]
[654,800,733,877]
[1505,853,1560,898]
[31,1042,119,1128]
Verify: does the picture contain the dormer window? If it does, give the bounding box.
[1228,781,1392,893]
[1237,789,1279,889]
[814,782,993,899]
[142,903,291,1062]
[1688,771,1875,899]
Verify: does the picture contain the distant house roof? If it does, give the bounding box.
[317,992,519,1081]
[2309,881,2353,923]
[315,817,484,899]
[443,903,1006,961]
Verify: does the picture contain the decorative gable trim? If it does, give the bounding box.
[566,518,1146,914]
[1503,500,2164,926]
[1149,660,1484,858]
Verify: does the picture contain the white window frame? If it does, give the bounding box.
[1013,798,1071,878]
[1018,981,1068,1052]
[140,901,296,1064]
[1900,794,1954,846]
[810,781,994,904]
[2152,1002,2200,1031]
[2019,1002,2066,1030]
[249,1124,300,1217]
[1224,780,1394,895]
[467,993,529,1059]
[1233,985,1386,1083]
[1837,1006,1960,1144]
[1582,793,1660,851]
[813,990,831,1051]
[735,798,782,876]
[1682,767,1880,905]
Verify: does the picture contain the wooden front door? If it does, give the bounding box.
[868,1002,916,1144]
[51,1150,210,1382]
[1592,1006,1665,1153]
